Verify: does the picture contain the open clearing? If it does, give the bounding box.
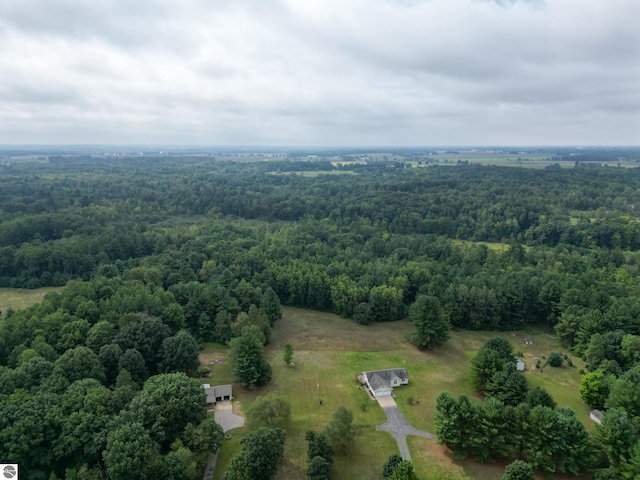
[0,286,65,318]
[201,307,590,479]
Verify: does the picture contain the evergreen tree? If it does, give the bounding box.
[502,460,534,480]
[260,287,283,326]
[408,295,451,350]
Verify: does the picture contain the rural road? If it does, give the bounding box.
[376,398,435,461]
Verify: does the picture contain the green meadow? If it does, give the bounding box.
[0,286,65,319]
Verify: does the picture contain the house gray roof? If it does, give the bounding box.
[203,384,233,404]
[363,368,409,392]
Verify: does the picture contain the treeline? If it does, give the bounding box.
[0,272,285,478]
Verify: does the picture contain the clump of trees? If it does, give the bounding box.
[306,431,334,480]
[435,392,596,475]
[224,427,285,480]
[471,337,528,405]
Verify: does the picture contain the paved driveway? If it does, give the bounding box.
[203,402,245,480]
[214,401,245,432]
[376,396,435,461]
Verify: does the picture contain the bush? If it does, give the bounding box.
[548,352,563,367]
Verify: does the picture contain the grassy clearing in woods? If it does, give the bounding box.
[200,307,589,480]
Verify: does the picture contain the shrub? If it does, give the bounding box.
[548,352,563,367]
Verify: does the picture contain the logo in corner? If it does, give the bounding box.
[1,464,18,479]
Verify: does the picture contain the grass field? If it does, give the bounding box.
[201,307,591,480]
[0,286,65,318]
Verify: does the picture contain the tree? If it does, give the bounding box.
[594,408,640,474]
[408,295,451,350]
[159,330,200,374]
[224,453,252,480]
[84,320,115,353]
[470,347,505,392]
[434,392,478,460]
[383,454,403,479]
[502,460,534,480]
[579,369,610,410]
[484,337,515,361]
[103,422,164,480]
[307,456,331,480]
[183,417,224,455]
[239,427,286,480]
[54,346,105,384]
[54,378,113,466]
[606,369,640,417]
[389,460,419,480]
[248,394,291,428]
[305,431,333,465]
[114,313,171,374]
[229,325,272,389]
[283,343,294,366]
[324,407,354,455]
[547,351,563,367]
[526,386,556,409]
[591,469,620,480]
[123,373,206,448]
[260,287,282,326]
[485,366,528,406]
[353,302,372,325]
[119,348,149,385]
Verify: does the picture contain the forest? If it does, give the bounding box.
[1,147,640,479]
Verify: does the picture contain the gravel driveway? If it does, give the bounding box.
[376,397,435,461]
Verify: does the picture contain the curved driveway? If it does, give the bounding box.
[376,397,435,461]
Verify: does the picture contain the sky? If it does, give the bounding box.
[0,0,638,146]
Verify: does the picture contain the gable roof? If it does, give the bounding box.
[363,368,409,391]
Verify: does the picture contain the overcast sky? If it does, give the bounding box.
[0,0,638,146]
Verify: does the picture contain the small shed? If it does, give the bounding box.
[590,409,603,424]
[516,359,525,371]
[203,384,233,406]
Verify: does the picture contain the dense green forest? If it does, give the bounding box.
[2,148,640,478]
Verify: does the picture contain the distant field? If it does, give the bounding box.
[450,239,510,252]
[269,170,357,176]
[0,286,65,318]
[201,307,590,480]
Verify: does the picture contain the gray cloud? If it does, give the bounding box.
[0,0,638,145]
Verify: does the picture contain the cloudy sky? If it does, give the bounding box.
[0,0,638,146]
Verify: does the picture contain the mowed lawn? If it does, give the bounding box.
[202,308,591,480]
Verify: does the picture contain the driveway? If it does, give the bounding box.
[214,401,245,432]
[203,402,245,480]
[376,397,435,461]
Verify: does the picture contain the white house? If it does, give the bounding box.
[363,368,409,397]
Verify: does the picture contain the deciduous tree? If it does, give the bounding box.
[324,407,354,455]
[229,325,272,389]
